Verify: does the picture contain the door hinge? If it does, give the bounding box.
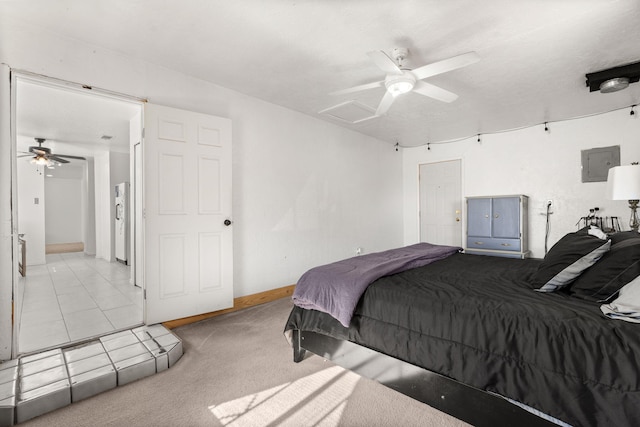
[142,127,145,138]
[143,289,147,300]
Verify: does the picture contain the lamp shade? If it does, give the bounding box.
[607,164,640,200]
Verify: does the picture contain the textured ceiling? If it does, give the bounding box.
[3,0,640,147]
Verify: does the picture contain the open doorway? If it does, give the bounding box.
[13,74,144,355]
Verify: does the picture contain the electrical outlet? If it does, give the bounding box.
[540,199,554,215]
[355,247,363,256]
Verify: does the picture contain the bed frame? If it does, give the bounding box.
[292,329,558,427]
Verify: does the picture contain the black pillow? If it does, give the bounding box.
[533,231,611,292]
[610,231,640,245]
[569,237,640,302]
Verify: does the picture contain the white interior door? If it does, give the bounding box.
[419,160,462,246]
[144,103,233,324]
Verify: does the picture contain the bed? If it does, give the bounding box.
[284,232,640,427]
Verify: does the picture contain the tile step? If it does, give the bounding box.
[0,324,182,426]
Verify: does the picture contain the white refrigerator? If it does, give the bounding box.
[115,182,129,264]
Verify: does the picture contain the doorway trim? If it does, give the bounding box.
[10,69,147,104]
[9,69,146,358]
[1,63,13,361]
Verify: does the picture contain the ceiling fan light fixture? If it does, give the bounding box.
[385,72,416,96]
[599,77,630,93]
[30,155,51,166]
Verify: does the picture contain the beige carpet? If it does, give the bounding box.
[21,298,470,426]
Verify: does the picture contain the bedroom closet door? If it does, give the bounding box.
[419,160,462,247]
[144,103,233,324]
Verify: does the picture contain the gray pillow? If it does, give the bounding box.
[601,276,640,322]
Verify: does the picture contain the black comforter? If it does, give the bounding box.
[285,253,640,426]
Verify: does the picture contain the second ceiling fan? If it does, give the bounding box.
[331,48,480,116]
[20,137,86,166]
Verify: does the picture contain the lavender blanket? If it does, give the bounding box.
[292,243,461,327]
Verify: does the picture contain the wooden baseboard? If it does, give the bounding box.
[46,242,84,254]
[162,284,296,329]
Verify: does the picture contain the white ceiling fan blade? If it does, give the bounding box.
[411,51,480,81]
[375,91,397,116]
[367,50,402,75]
[330,80,384,96]
[413,81,459,103]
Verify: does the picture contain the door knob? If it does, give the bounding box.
[224,219,232,226]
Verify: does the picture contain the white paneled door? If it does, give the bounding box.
[419,160,462,247]
[144,103,233,324]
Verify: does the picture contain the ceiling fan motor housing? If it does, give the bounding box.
[392,47,409,64]
[385,71,416,96]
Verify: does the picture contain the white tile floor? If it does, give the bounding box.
[18,252,143,354]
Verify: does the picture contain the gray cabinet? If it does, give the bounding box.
[466,195,529,258]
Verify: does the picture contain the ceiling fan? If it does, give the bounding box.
[331,48,480,116]
[19,137,86,166]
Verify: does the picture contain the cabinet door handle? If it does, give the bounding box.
[474,241,484,245]
[501,243,511,247]
[494,214,500,218]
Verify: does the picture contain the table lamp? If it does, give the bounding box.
[607,163,640,232]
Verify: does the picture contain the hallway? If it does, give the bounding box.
[18,252,143,354]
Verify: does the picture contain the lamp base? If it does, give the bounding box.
[629,200,639,232]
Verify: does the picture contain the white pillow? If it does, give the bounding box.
[600,275,640,323]
[587,225,608,240]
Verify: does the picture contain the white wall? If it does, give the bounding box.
[93,151,111,261]
[1,23,404,300]
[403,109,640,258]
[45,165,83,245]
[45,177,82,244]
[233,105,402,294]
[16,160,46,265]
[82,158,97,256]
